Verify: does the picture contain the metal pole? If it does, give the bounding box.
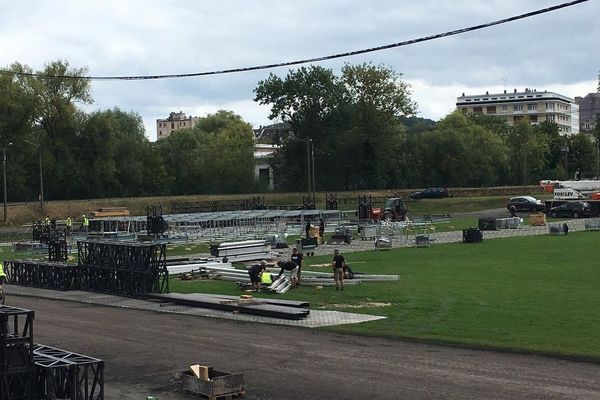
[310,139,316,204]
[2,148,6,222]
[306,140,311,197]
[39,148,44,214]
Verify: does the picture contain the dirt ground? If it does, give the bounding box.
[11,295,600,400]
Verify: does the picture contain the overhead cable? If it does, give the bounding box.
[0,0,588,81]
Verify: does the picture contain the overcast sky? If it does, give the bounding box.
[1,0,598,141]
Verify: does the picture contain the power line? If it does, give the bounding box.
[0,0,588,81]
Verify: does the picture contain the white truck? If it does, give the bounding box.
[539,179,600,215]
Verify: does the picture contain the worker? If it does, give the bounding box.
[82,214,89,232]
[43,216,50,227]
[509,206,516,217]
[319,218,325,242]
[248,260,267,291]
[276,260,299,288]
[290,247,304,287]
[563,223,569,235]
[66,215,72,233]
[260,270,273,286]
[305,219,311,239]
[0,262,6,288]
[332,249,346,291]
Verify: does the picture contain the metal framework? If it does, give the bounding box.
[77,240,169,296]
[48,231,68,262]
[357,195,373,220]
[0,305,34,400]
[146,205,168,236]
[33,345,104,400]
[170,197,267,214]
[4,261,75,291]
[325,193,338,210]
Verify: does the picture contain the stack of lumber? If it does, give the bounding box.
[91,207,131,218]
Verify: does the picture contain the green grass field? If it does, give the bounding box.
[170,231,600,359]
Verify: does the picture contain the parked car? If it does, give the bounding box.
[506,196,545,212]
[410,187,449,200]
[549,201,592,218]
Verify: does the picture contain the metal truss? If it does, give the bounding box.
[170,196,266,214]
[4,261,75,291]
[33,344,104,400]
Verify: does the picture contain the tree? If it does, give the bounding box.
[255,66,343,191]
[254,63,417,190]
[421,111,508,187]
[566,134,595,179]
[157,110,255,195]
[506,119,549,184]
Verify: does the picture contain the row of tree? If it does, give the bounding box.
[0,61,257,201]
[255,65,600,191]
[0,60,598,202]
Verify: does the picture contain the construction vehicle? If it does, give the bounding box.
[539,179,600,216]
[357,196,407,222]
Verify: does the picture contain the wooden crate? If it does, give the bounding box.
[181,368,244,399]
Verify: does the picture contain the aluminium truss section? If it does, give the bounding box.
[33,344,104,400]
[0,306,34,376]
[77,240,166,272]
[3,260,76,291]
[48,231,68,262]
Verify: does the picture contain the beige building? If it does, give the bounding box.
[156,111,199,140]
[456,88,578,135]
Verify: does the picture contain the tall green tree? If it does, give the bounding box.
[507,119,549,184]
[566,133,595,179]
[421,111,508,187]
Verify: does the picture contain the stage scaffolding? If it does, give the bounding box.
[87,209,343,243]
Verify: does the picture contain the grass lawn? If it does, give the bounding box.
[170,230,600,359]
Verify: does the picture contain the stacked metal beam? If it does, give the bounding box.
[146,293,310,320]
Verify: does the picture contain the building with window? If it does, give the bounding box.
[575,93,600,134]
[156,111,199,140]
[254,144,277,190]
[456,88,579,135]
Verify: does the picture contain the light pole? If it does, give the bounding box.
[2,143,12,222]
[24,140,44,215]
[310,138,316,203]
[289,136,314,202]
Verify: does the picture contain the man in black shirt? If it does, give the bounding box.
[248,260,267,291]
[290,247,304,287]
[332,249,346,290]
[277,260,299,288]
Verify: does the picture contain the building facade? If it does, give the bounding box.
[254,144,277,190]
[456,89,579,135]
[575,93,600,134]
[156,111,199,140]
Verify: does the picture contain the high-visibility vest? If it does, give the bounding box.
[83,217,89,227]
[66,217,72,227]
[0,264,6,278]
[44,217,50,226]
[261,272,272,285]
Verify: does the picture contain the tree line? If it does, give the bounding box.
[1,60,599,202]
[256,64,600,191]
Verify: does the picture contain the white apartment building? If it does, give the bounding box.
[156,111,199,140]
[456,88,579,135]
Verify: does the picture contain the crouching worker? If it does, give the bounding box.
[276,260,299,288]
[248,260,267,291]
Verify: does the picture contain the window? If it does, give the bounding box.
[513,104,523,111]
[530,115,538,123]
[502,105,508,112]
[487,106,496,114]
[527,104,537,111]
[473,107,483,113]
[546,102,555,110]
[171,122,174,129]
